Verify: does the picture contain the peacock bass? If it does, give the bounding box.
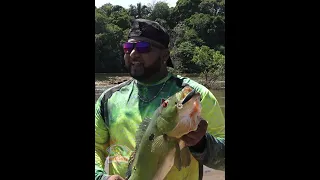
[125,86,202,180]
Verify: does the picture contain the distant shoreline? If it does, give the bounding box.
[95,75,225,90]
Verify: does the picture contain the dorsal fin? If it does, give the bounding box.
[126,150,136,179]
[126,116,152,179]
[135,117,152,149]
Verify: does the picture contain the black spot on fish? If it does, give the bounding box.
[149,133,155,141]
[134,166,136,171]
[163,134,168,141]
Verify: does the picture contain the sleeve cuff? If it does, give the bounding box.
[189,133,209,162]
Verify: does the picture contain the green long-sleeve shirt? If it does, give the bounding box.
[95,73,225,180]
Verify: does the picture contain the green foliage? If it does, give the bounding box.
[128,3,151,19]
[192,46,225,85]
[171,0,202,24]
[109,7,131,30]
[185,13,224,49]
[95,24,124,73]
[172,22,204,47]
[199,0,225,16]
[171,41,201,73]
[95,0,225,81]
[149,2,170,21]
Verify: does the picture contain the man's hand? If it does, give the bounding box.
[108,175,125,180]
[181,118,208,152]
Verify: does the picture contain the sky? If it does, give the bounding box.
[95,0,178,9]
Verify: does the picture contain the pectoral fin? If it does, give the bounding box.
[151,135,168,154]
[174,142,182,171]
[180,146,191,167]
[178,139,191,167]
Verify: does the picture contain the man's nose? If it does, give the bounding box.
[130,49,140,59]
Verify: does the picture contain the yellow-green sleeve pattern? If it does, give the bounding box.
[95,93,110,180]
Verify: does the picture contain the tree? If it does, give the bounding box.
[149,2,170,21]
[95,24,125,73]
[95,10,108,34]
[171,41,200,73]
[171,22,204,49]
[199,0,225,16]
[109,7,131,30]
[171,0,202,24]
[97,3,113,16]
[128,3,151,19]
[185,13,224,50]
[192,46,225,85]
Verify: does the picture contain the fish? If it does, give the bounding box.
[125,86,202,180]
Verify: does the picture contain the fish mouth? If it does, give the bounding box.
[181,89,200,104]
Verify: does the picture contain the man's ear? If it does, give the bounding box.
[161,49,170,63]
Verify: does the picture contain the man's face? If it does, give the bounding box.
[123,37,166,81]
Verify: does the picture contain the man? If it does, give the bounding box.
[95,19,225,180]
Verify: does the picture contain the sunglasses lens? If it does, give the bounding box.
[123,42,151,54]
[136,42,150,53]
[123,43,134,54]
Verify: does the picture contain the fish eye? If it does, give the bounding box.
[176,103,183,109]
[162,101,168,108]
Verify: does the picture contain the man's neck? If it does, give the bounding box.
[137,70,169,85]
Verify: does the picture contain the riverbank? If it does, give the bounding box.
[95,75,225,90]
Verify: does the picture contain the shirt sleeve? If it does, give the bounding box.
[190,89,225,170]
[95,93,111,180]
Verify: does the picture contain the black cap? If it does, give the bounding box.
[128,19,174,68]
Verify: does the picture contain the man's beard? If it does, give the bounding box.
[125,58,162,82]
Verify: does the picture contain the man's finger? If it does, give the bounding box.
[181,134,197,146]
[185,130,201,139]
[108,175,125,180]
[182,134,196,141]
[198,119,208,129]
[194,120,208,133]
